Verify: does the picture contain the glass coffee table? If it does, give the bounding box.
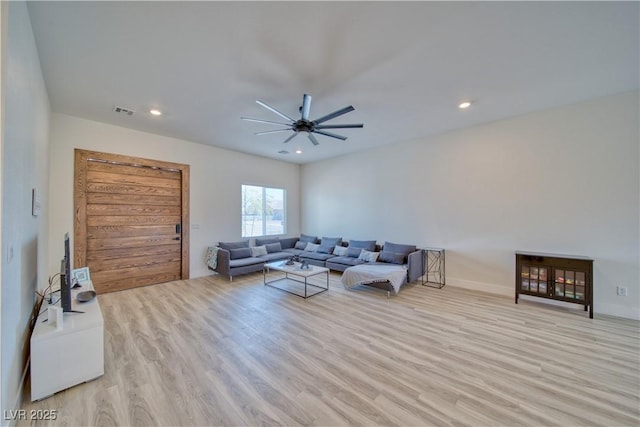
[263,261,329,299]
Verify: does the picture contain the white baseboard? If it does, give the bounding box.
[446,277,639,320]
[446,277,512,297]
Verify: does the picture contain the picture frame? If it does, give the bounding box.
[71,267,91,284]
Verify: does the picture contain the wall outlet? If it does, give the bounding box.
[616,286,628,297]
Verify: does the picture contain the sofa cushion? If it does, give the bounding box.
[265,242,283,253]
[229,256,263,267]
[258,252,290,262]
[229,247,252,260]
[358,249,380,263]
[304,242,320,252]
[348,240,376,251]
[251,245,268,257]
[299,234,318,243]
[382,242,417,255]
[318,237,342,254]
[328,256,366,267]
[219,240,249,250]
[379,251,406,265]
[256,237,279,246]
[333,246,348,256]
[283,248,305,255]
[299,251,335,262]
[295,241,307,250]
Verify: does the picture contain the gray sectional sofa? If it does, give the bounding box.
[208,234,424,283]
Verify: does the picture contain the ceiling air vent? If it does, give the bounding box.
[278,150,289,155]
[113,106,135,116]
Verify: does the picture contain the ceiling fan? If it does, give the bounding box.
[241,94,363,146]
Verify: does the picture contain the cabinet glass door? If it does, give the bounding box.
[521,265,548,295]
[554,269,585,302]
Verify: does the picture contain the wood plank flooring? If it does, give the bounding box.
[20,272,640,426]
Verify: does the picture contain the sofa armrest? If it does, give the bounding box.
[407,250,423,283]
[215,248,231,275]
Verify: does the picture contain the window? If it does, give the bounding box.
[241,185,286,238]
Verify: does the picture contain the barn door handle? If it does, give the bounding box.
[173,237,180,241]
[175,224,181,234]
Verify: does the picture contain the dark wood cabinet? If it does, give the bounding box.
[515,251,593,318]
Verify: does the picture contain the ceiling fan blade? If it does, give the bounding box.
[314,123,363,129]
[241,117,292,126]
[301,94,312,121]
[255,129,293,135]
[308,133,320,146]
[313,130,347,140]
[256,100,296,123]
[312,105,355,125]
[283,133,298,143]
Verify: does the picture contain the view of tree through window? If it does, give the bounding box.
[241,185,286,237]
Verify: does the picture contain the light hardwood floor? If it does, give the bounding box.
[21,272,639,426]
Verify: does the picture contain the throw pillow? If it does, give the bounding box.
[358,249,380,263]
[379,251,405,264]
[333,246,348,256]
[347,247,363,258]
[229,247,252,259]
[265,242,283,253]
[299,234,318,243]
[295,241,307,250]
[250,245,268,257]
[304,242,320,252]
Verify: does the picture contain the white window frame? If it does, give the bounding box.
[241,184,286,238]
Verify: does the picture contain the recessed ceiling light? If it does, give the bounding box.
[458,101,472,109]
[149,109,162,116]
[295,149,302,154]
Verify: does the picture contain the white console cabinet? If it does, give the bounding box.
[30,281,104,401]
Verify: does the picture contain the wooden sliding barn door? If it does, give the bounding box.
[74,149,190,294]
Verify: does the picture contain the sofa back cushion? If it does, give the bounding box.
[382,241,417,255]
[265,242,283,253]
[348,240,376,251]
[317,237,342,254]
[299,234,318,243]
[255,237,279,246]
[378,251,406,264]
[230,247,252,259]
[346,247,363,258]
[279,237,298,249]
[219,241,249,250]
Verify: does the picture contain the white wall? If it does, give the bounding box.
[1,1,50,419]
[302,91,639,320]
[48,113,301,280]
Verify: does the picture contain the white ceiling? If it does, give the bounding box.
[27,1,639,164]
